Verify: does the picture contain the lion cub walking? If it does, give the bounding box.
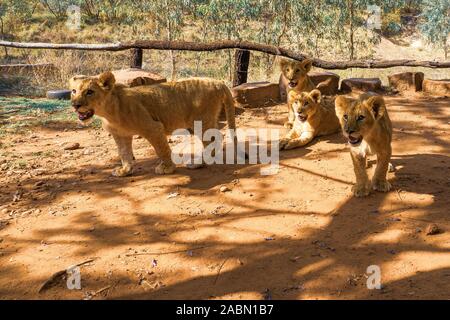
[279,89,340,150]
[70,72,236,177]
[279,58,315,128]
[335,93,393,197]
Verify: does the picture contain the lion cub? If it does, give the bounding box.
[335,93,393,197]
[279,58,315,128]
[70,72,236,177]
[280,89,340,150]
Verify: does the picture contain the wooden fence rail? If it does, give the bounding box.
[1,39,449,86]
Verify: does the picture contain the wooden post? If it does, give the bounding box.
[130,48,143,69]
[233,49,250,87]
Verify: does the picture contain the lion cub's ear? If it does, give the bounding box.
[300,59,313,73]
[309,89,321,104]
[278,57,290,71]
[335,95,350,119]
[69,75,88,89]
[288,90,300,101]
[364,95,386,120]
[98,71,116,91]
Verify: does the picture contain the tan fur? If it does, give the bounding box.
[335,93,393,197]
[69,72,236,176]
[280,89,340,150]
[279,58,315,128]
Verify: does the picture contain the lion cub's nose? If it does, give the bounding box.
[72,103,82,110]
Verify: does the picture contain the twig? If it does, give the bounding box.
[38,258,95,293]
[396,189,403,202]
[0,110,20,116]
[214,258,229,285]
[125,245,212,257]
[93,285,111,296]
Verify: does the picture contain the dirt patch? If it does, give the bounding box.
[0,94,449,299]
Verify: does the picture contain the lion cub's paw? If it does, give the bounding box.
[284,121,293,129]
[279,138,290,150]
[112,167,132,177]
[352,182,371,197]
[372,179,391,192]
[155,162,175,175]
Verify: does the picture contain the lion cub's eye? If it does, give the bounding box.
[357,115,365,121]
[71,89,76,95]
[86,90,94,96]
[295,69,300,73]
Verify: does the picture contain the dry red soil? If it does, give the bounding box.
[0,93,449,299]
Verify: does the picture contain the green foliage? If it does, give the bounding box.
[0,97,69,112]
[418,0,449,58]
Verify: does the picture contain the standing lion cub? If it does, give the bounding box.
[335,93,393,197]
[279,89,340,150]
[69,72,236,177]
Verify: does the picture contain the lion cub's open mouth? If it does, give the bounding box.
[348,134,362,146]
[288,81,298,88]
[77,110,94,121]
[298,114,308,122]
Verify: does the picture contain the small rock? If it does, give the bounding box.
[83,149,94,155]
[426,224,441,236]
[167,192,180,199]
[63,143,80,151]
[219,185,231,193]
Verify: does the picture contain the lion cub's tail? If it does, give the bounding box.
[221,85,236,131]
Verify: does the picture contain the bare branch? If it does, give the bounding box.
[0,39,449,69]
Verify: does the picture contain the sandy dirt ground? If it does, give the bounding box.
[0,93,449,300]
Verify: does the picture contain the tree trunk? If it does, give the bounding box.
[233,49,250,87]
[348,0,355,60]
[166,16,176,80]
[130,48,143,69]
[0,17,7,58]
[170,50,176,80]
[444,40,448,60]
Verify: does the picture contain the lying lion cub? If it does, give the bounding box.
[69,72,236,177]
[279,58,315,128]
[335,93,393,197]
[279,89,340,150]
